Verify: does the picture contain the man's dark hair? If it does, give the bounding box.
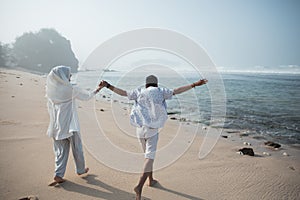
[145,75,158,88]
[146,83,158,88]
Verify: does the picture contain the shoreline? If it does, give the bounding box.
[82,69,300,146]
[97,91,300,152]
[1,67,299,200]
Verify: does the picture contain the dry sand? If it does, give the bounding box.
[0,68,299,200]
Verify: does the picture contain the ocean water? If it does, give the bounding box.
[75,70,300,145]
[222,73,300,144]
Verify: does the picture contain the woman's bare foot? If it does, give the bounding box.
[148,179,158,187]
[134,186,142,200]
[54,176,66,183]
[77,167,89,175]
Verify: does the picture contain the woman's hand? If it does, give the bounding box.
[95,86,102,93]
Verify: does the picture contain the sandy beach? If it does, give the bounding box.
[0,68,299,200]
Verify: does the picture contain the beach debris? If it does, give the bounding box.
[239,133,249,137]
[11,95,15,98]
[288,166,295,170]
[179,118,186,122]
[170,117,177,120]
[238,147,255,156]
[282,152,289,156]
[264,141,281,149]
[221,135,228,138]
[202,126,207,130]
[226,130,239,134]
[102,95,106,98]
[20,83,23,86]
[243,142,251,146]
[263,152,271,156]
[100,109,104,112]
[18,195,39,200]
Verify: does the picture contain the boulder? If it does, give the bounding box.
[238,147,255,156]
[264,141,281,149]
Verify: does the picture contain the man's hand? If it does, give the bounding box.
[99,80,109,88]
[192,79,208,87]
[95,80,108,93]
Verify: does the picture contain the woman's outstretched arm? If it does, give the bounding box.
[173,79,208,95]
[99,80,127,96]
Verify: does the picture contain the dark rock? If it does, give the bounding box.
[264,141,281,148]
[167,111,181,115]
[221,135,228,138]
[170,117,177,120]
[238,147,255,156]
[100,109,104,112]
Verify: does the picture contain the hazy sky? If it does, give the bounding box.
[1,0,299,68]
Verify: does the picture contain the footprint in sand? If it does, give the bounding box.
[18,195,39,200]
[0,120,20,125]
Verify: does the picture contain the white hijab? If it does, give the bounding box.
[46,66,73,103]
[46,66,77,140]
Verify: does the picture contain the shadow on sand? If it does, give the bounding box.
[154,182,204,200]
[59,174,203,200]
[60,174,150,200]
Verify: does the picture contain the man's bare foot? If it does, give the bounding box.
[148,179,158,187]
[134,186,142,200]
[48,176,65,186]
[77,167,89,175]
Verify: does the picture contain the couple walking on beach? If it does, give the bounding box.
[46,65,207,199]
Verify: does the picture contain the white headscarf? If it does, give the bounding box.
[46,66,77,140]
[46,66,73,103]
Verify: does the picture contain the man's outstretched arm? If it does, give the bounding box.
[173,79,208,95]
[100,80,127,96]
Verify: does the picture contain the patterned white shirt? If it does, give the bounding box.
[127,86,173,128]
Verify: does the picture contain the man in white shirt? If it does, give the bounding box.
[46,66,102,185]
[100,75,207,200]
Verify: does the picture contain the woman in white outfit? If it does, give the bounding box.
[46,66,102,184]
